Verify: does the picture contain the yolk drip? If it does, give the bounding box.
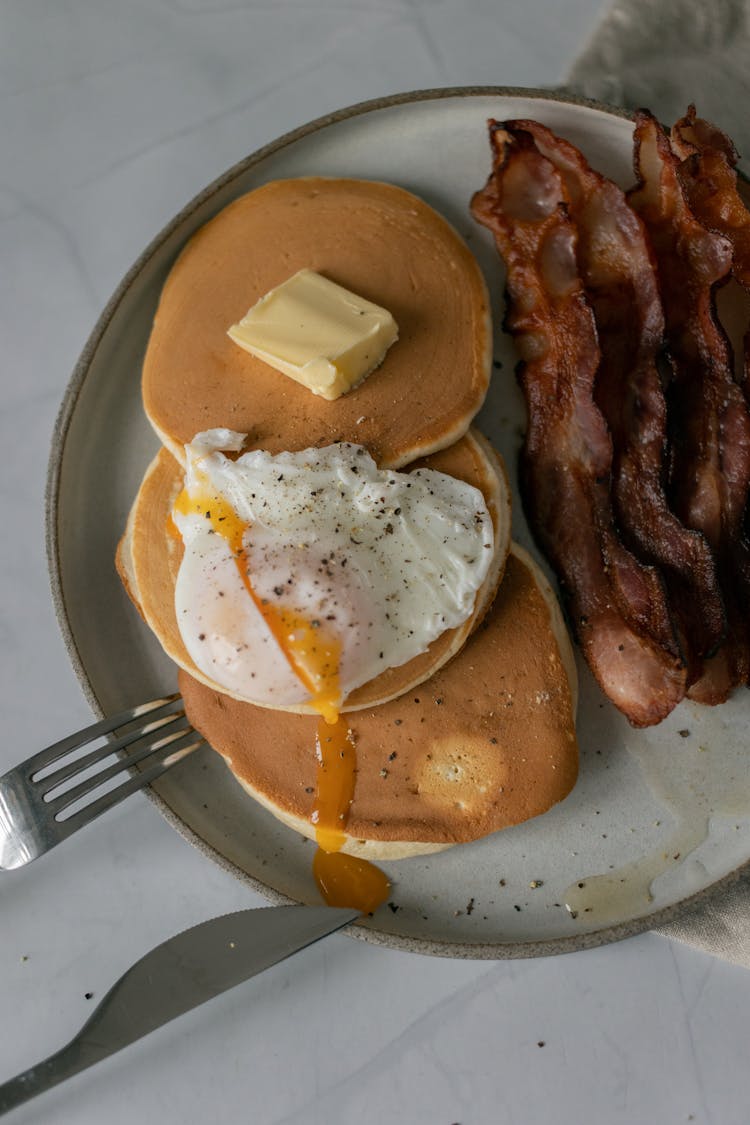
[312,717,357,853]
[312,847,391,916]
[310,718,390,914]
[173,481,342,721]
[173,477,390,915]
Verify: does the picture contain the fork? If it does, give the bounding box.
[0,694,203,870]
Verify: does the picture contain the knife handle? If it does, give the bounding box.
[0,1035,110,1115]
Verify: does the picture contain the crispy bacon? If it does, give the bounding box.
[671,106,750,288]
[511,119,725,677]
[671,105,750,411]
[671,107,740,161]
[628,110,750,702]
[471,124,686,726]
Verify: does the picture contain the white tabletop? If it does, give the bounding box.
[2,2,750,1122]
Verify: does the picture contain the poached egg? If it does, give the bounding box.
[171,428,494,719]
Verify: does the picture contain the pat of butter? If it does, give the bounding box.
[227,269,398,401]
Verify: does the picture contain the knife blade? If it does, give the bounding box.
[0,904,359,1115]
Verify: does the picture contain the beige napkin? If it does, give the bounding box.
[566,0,750,158]
[564,0,750,965]
[654,869,750,967]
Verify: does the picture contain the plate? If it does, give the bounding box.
[47,87,750,958]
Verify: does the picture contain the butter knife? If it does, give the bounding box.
[0,904,358,1115]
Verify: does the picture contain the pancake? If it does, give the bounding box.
[179,543,579,859]
[116,428,512,714]
[142,178,492,468]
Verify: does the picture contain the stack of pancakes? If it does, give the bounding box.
[117,177,579,859]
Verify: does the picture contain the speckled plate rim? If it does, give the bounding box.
[45,84,750,959]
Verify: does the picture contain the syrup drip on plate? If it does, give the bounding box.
[173,479,390,914]
[563,701,750,926]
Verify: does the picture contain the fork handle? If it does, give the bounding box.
[0,1036,111,1115]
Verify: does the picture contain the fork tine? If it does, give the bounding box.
[0,697,204,869]
[19,694,182,780]
[38,709,187,793]
[47,717,194,813]
[52,729,204,841]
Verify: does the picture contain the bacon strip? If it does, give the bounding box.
[511,119,725,678]
[671,108,741,165]
[670,105,750,404]
[627,110,750,702]
[670,105,750,289]
[471,124,686,726]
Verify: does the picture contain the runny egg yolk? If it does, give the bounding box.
[172,477,390,915]
[311,717,390,916]
[173,481,341,723]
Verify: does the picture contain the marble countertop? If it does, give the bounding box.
[2,2,750,1122]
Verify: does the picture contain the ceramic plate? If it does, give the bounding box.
[47,88,750,958]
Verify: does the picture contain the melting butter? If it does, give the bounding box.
[227,268,398,400]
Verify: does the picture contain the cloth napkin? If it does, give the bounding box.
[564,0,750,966]
[566,0,750,158]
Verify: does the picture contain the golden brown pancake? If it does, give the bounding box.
[116,428,512,715]
[142,178,492,468]
[179,544,579,859]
